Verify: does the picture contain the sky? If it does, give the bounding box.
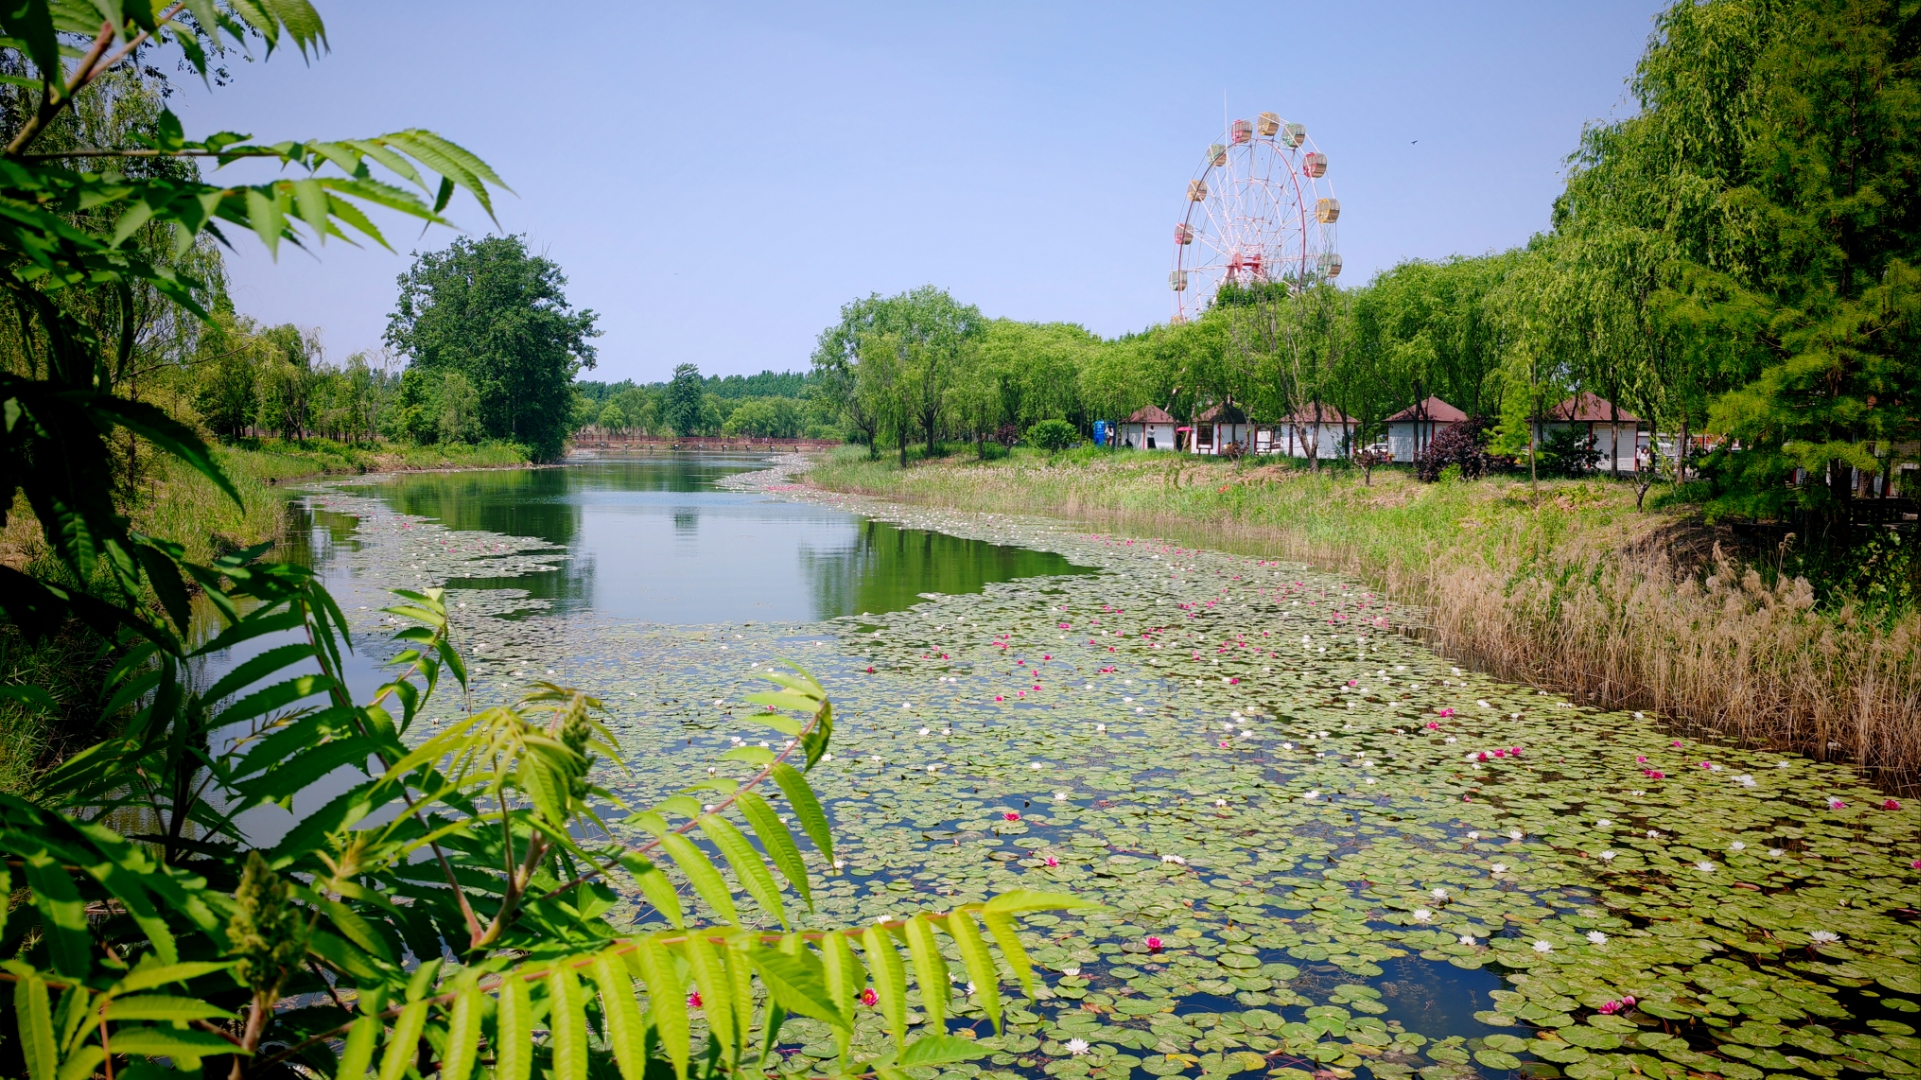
[180,1,1671,384]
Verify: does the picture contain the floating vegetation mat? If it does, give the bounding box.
[299,469,1921,1080]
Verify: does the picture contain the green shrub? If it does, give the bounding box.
[1027,418,1079,451]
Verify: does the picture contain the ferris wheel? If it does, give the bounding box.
[1169,112,1341,322]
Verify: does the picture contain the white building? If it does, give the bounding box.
[1191,402,1251,456]
[1536,392,1642,473]
[1117,405,1177,451]
[1385,397,1468,462]
[1260,404,1357,459]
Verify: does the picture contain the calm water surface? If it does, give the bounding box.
[286,456,1093,625]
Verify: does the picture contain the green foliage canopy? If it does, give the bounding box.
[385,235,599,461]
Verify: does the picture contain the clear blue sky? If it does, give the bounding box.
[182,1,1668,384]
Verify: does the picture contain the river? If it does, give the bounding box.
[212,453,1916,1080]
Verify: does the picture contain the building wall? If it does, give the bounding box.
[1386,421,1453,463]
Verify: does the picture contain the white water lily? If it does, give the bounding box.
[1054,792,1068,801]
[1477,700,1491,708]
[1809,930,1840,944]
[1280,742,1296,750]
[1587,931,1609,945]
[1459,934,1477,946]
[1214,798,1228,807]
[1444,736,1458,744]
[1412,908,1433,923]
[1596,819,1612,827]
[1095,723,1106,732]
[1647,830,1661,839]
[1161,854,1187,864]
[1064,1038,1091,1056]
[1599,850,1617,861]
[832,859,846,870]
[1695,861,1716,872]
[1736,774,1757,788]
[1729,841,1746,851]
[1532,940,1553,954]
[1304,790,1322,801]
[1030,761,1045,770]
[918,728,930,736]
[1490,863,1509,874]
[1059,966,1080,976]
[1508,829,1524,841]
[1770,848,1785,857]
[1431,888,1449,900]
[1466,831,1481,840]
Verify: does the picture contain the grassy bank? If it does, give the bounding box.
[130,438,532,565]
[808,446,1921,787]
[0,438,530,790]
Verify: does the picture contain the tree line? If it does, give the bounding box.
[573,366,838,439]
[810,0,1920,528]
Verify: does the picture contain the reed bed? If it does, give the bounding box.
[808,447,1921,788]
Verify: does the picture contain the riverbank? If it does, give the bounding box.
[805,447,1921,787]
[131,438,532,566]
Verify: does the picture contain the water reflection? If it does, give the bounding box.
[332,457,1094,625]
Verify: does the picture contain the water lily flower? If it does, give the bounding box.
[1030,761,1045,770]
[1437,708,1455,718]
[689,991,704,1007]
[1828,797,1847,810]
[1735,774,1758,788]
[1884,799,1902,810]
[833,859,846,869]
[1599,850,1617,861]
[1695,861,1716,872]
[1004,812,1021,822]
[1646,830,1661,839]
[1412,908,1433,923]
[1304,790,1321,801]
[1598,1000,1619,1014]
[1445,736,1458,743]
[1065,1038,1091,1056]
[1622,996,1636,1007]
[1809,930,1840,944]
[1096,723,1106,732]
[1596,819,1612,827]
[1427,721,1440,730]
[1432,888,1449,899]
[1045,856,1059,868]
[1161,854,1187,864]
[1587,931,1609,945]
[860,988,878,1006]
[1508,829,1524,840]
[1214,798,1228,808]
[1459,933,1477,946]
[1466,831,1480,840]
[1533,941,1553,954]
[919,728,930,736]
[1477,700,1491,709]
[1729,841,1746,851]
[1145,936,1164,953]
[1054,792,1068,801]
[1771,848,1785,857]
[1490,863,1508,874]
[1636,756,1647,763]
[1060,966,1080,976]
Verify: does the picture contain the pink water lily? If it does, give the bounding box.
[1829,797,1847,810]
[1145,936,1164,953]
[1883,799,1902,811]
[1005,812,1020,821]
[1437,708,1455,718]
[860,988,877,1007]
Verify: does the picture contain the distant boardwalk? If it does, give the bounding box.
[569,434,840,453]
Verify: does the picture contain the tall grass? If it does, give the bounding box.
[808,447,1921,788]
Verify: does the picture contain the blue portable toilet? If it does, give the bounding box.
[1092,420,1109,446]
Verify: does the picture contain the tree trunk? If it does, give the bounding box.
[1676,416,1689,487]
[1609,400,1620,480]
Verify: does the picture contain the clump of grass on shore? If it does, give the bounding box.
[807,446,1921,787]
[134,439,531,564]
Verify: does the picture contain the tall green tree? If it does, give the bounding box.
[385,235,599,461]
[664,362,705,435]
